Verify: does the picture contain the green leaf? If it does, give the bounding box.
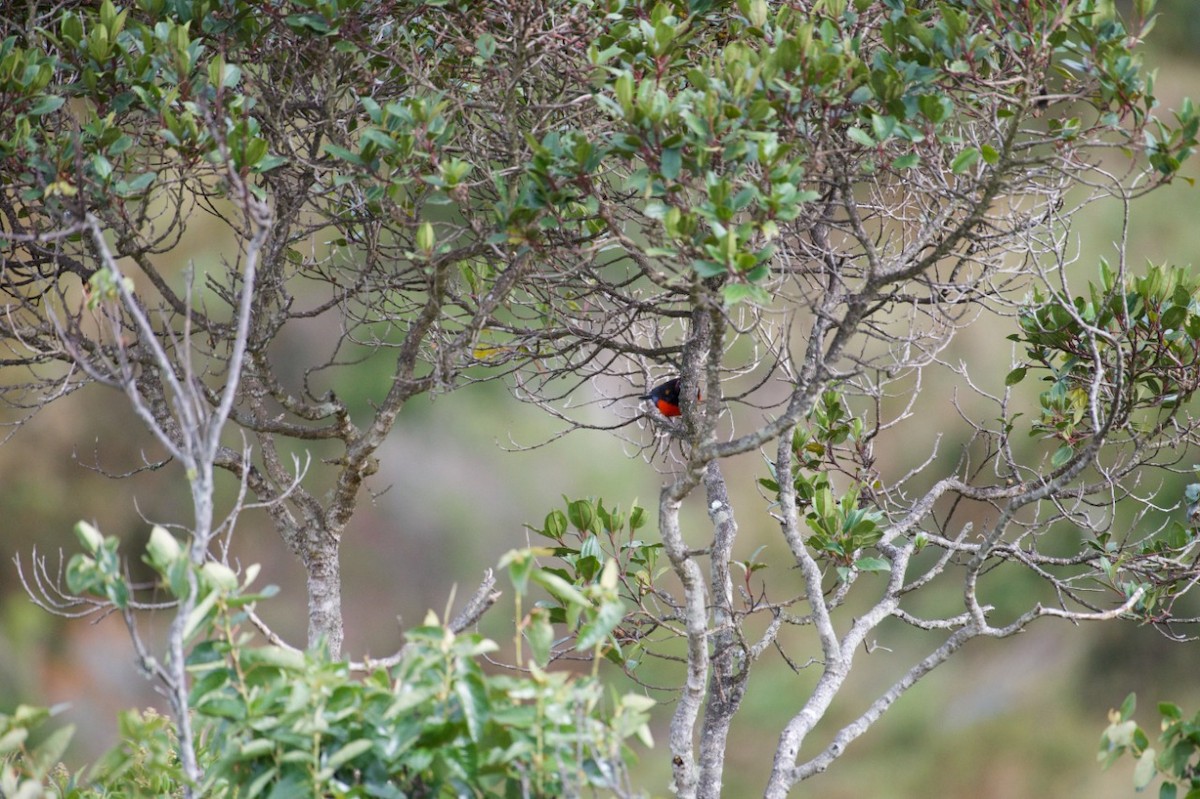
[358,128,398,153]
[0,726,27,755]
[182,589,220,641]
[1162,305,1187,330]
[454,672,489,743]
[474,32,496,61]
[28,95,64,116]
[323,738,374,774]
[951,147,981,174]
[322,143,364,166]
[218,63,242,89]
[871,114,897,143]
[577,598,626,650]
[201,561,238,592]
[660,147,682,180]
[1051,445,1074,469]
[31,723,74,775]
[92,154,114,180]
[74,520,104,554]
[1005,367,1027,386]
[532,569,591,608]
[252,154,289,173]
[114,172,155,197]
[526,608,554,666]
[1158,702,1182,721]
[1133,747,1157,790]
[65,554,96,595]
[723,283,771,306]
[235,739,275,762]
[854,556,891,572]
[238,645,307,671]
[286,13,331,34]
[892,153,920,170]
[1119,692,1137,721]
[416,221,435,254]
[847,127,874,147]
[580,534,603,561]
[692,259,728,278]
[145,524,182,572]
[536,509,566,542]
[567,498,596,532]
[505,550,536,595]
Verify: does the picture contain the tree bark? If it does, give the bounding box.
[697,460,747,799]
[304,534,344,656]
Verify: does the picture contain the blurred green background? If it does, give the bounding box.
[3,3,1200,796]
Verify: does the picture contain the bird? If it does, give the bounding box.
[640,377,698,418]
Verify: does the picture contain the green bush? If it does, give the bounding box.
[1,525,652,799]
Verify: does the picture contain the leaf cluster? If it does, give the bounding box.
[1100,693,1200,799]
[29,522,653,799]
[1010,262,1200,465]
[186,630,647,799]
[512,497,661,671]
[759,391,885,577]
